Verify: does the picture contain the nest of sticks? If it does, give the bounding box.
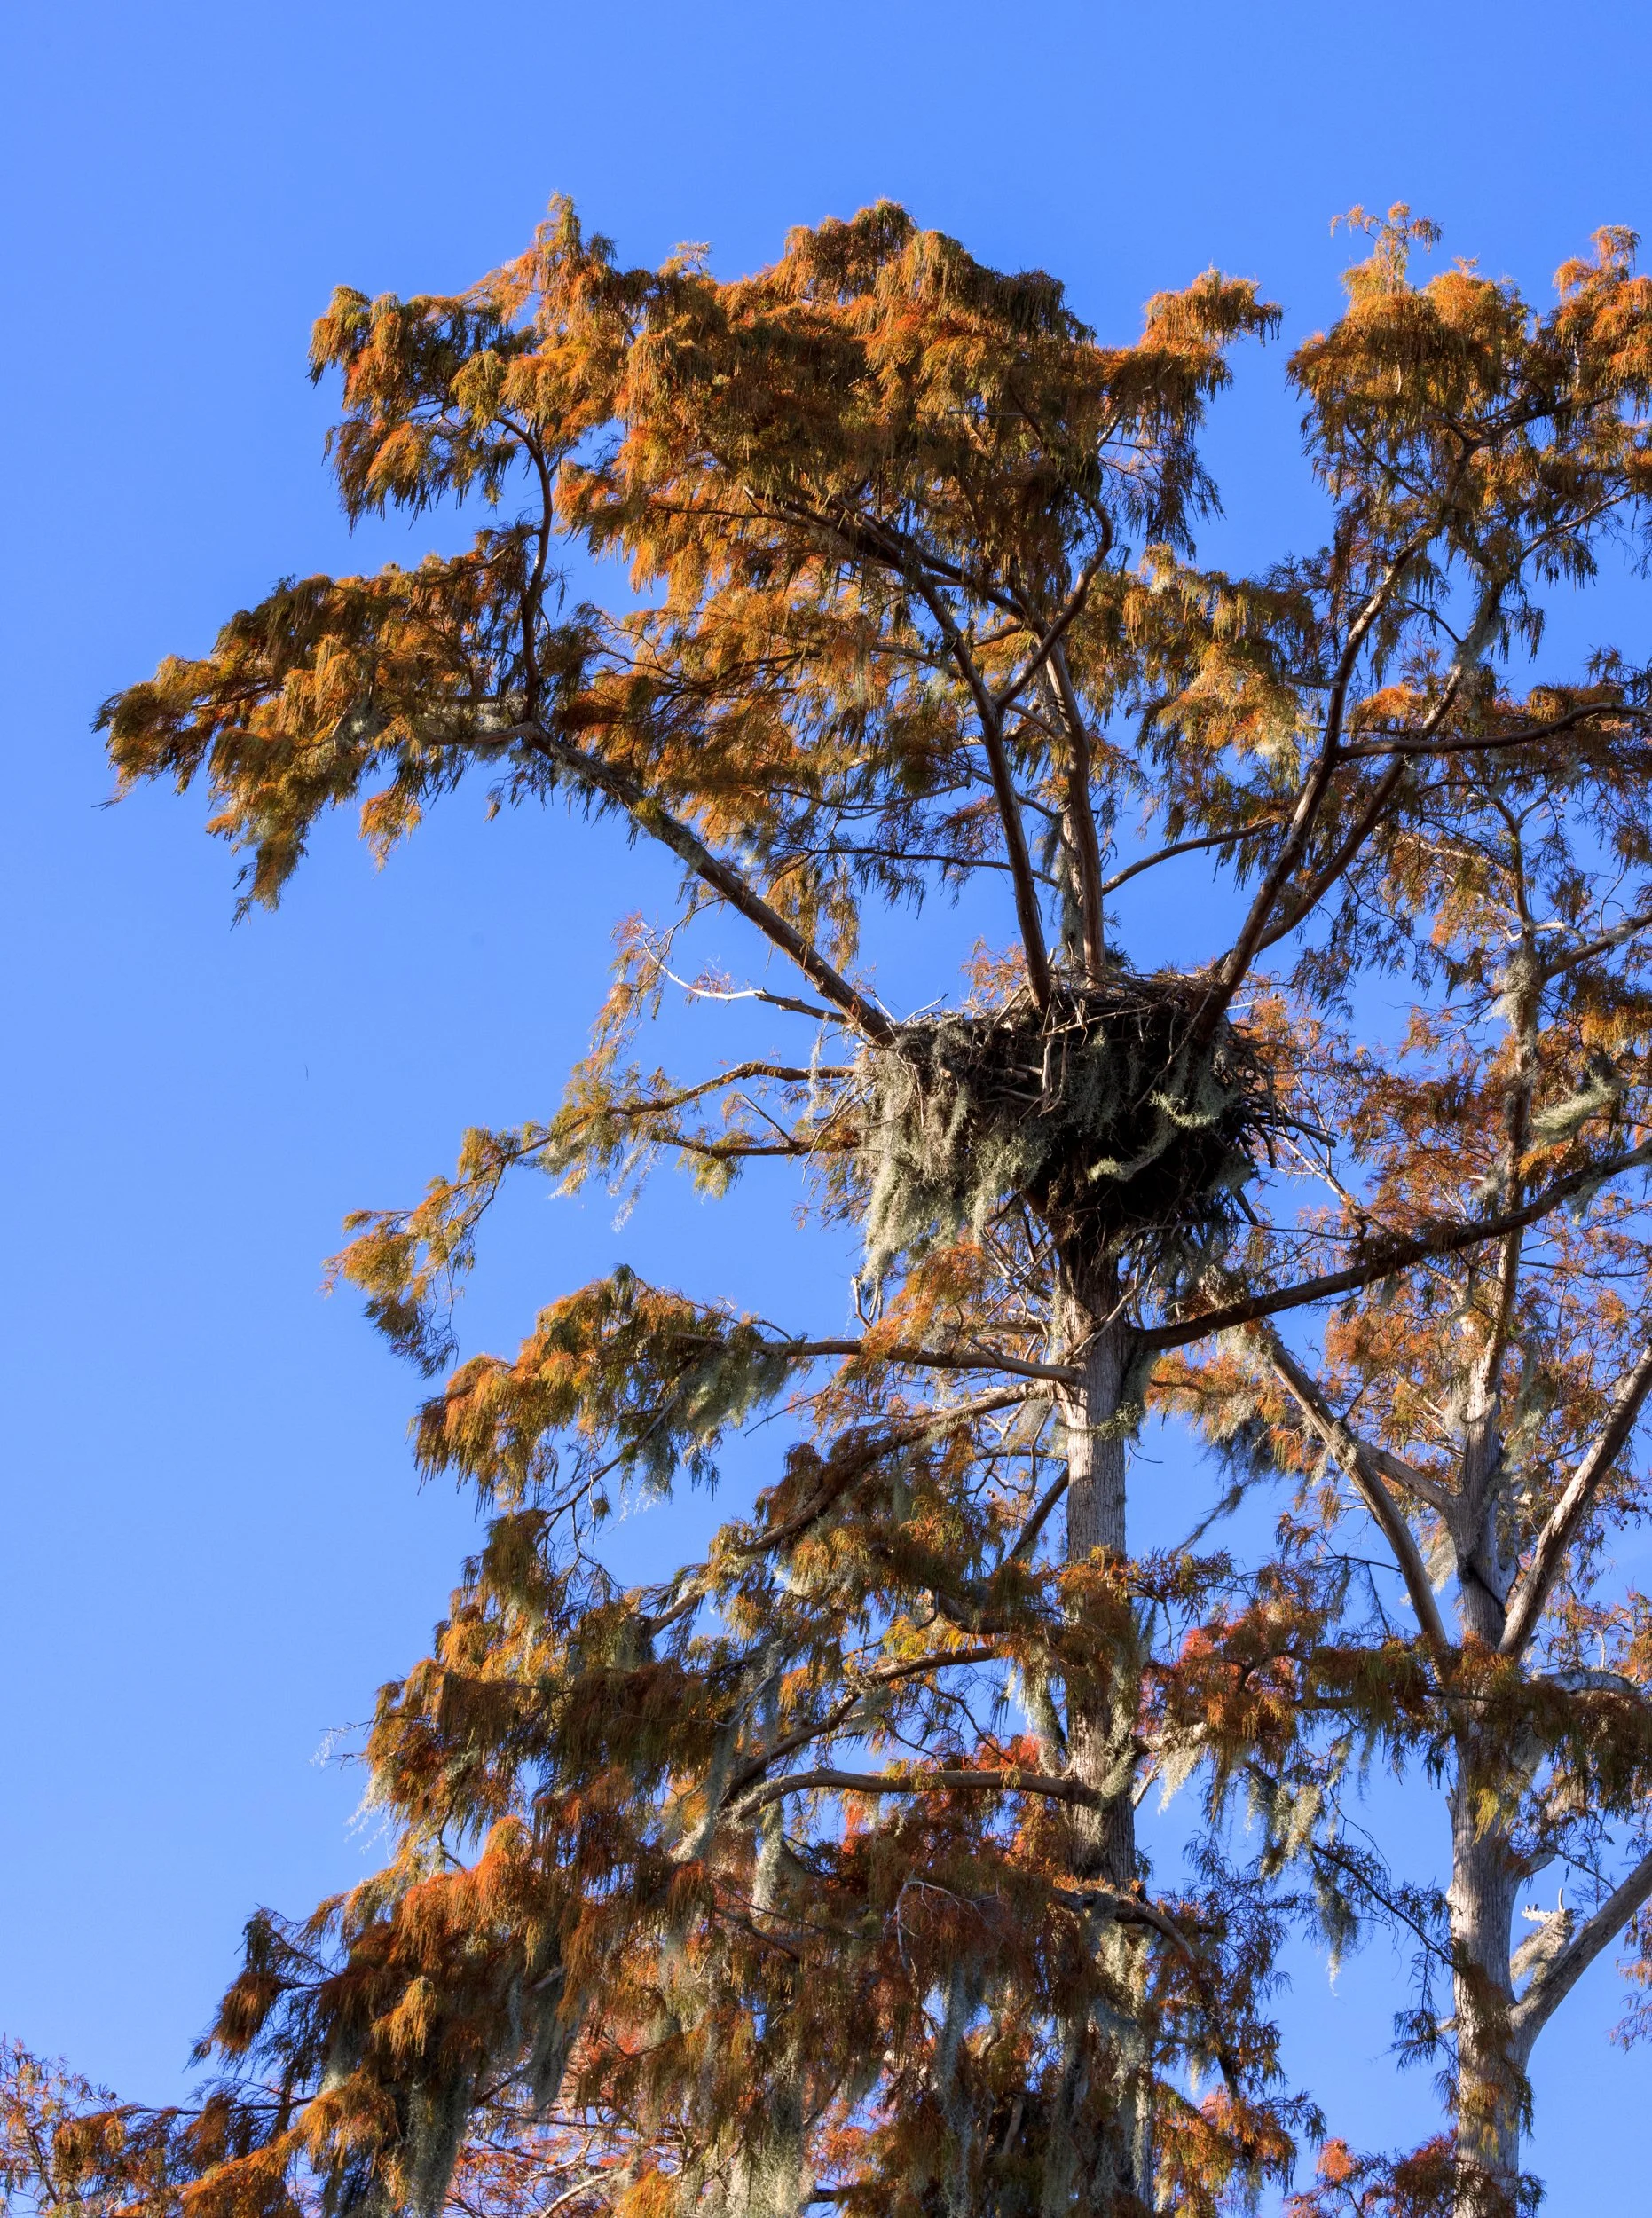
[857,974,1275,1286]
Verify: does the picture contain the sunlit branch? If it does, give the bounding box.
[653,967,838,1023]
[1510,1843,1652,2051]
[603,1064,854,1115]
[992,534,1112,718]
[788,843,1032,881]
[1047,652,1108,977]
[636,1129,838,1161]
[1539,908,1652,983]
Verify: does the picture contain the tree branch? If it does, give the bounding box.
[993,536,1111,717]
[642,1392,1027,1635]
[1047,644,1107,980]
[1499,1341,1652,1657]
[721,1647,1004,1802]
[789,1337,1081,1385]
[1253,1323,1450,1653]
[908,578,1054,1006]
[730,1763,1105,1817]
[654,970,839,1022]
[1097,820,1279,900]
[1339,699,1652,761]
[600,1063,853,1116]
[1337,1435,1455,1517]
[1511,1844,1652,2052]
[1253,756,1409,954]
[1540,908,1652,983]
[1139,1138,1652,1353]
[507,722,898,1045]
[1212,552,1499,991]
[1191,539,1429,1045]
[1008,1465,1070,1561]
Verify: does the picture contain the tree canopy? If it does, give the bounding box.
[9,196,1652,2218]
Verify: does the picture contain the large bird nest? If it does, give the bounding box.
[857,974,1276,1290]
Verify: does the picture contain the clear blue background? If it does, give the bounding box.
[4,2,1649,2206]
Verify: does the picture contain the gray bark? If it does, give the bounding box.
[1446,1379,1528,2218]
[1446,1789,1525,2216]
[1050,1257,1151,2214]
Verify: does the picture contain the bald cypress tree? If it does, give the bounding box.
[8,201,1652,2218]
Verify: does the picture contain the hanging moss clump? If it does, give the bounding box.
[857,975,1275,1289]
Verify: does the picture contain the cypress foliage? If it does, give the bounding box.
[9,201,1652,2218]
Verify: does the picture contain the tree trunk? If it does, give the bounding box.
[1447,1775,1526,2218]
[1448,1433,1527,2218]
[1063,1295,1136,1890]
[1050,1257,1152,2215]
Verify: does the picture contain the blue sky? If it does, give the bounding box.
[4,0,1651,2205]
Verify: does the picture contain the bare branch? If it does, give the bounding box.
[655,968,838,1022]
